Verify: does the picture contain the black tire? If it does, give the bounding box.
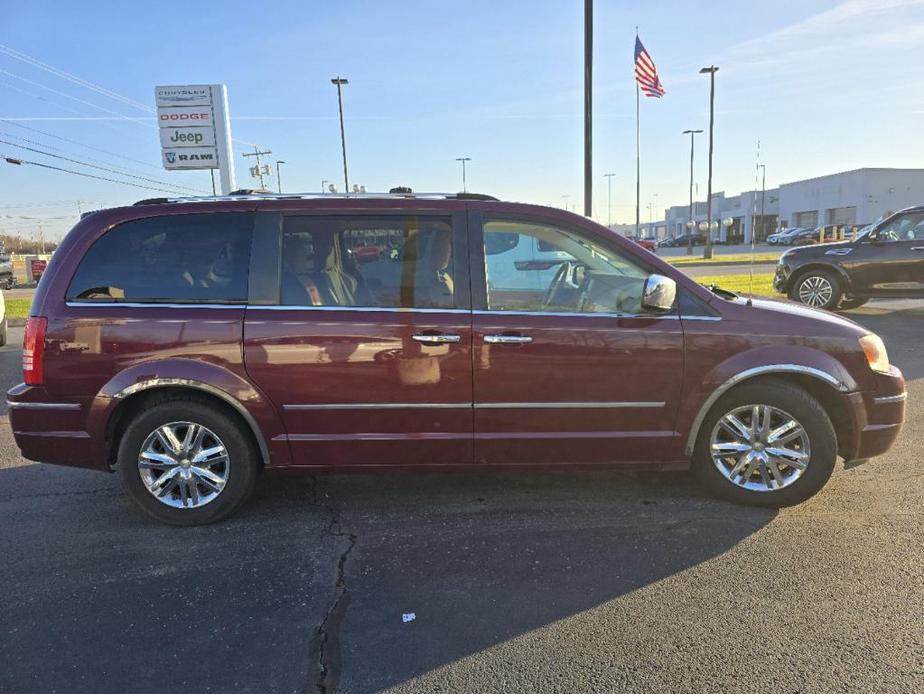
[838,297,869,310]
[118,399,260,525]
[788,269,842,311]
[693,380,837,508]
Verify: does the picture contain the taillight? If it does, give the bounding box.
[23,317,47,386]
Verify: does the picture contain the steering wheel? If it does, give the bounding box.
[543,261,578,309]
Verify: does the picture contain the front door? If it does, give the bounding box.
[243,210,474,467]
[845,210,924,296]
[470,213,684,465]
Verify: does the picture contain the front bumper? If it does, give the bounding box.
[843,366,906,462]
[773,262,793,294]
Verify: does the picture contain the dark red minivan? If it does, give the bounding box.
[8,193,906,524]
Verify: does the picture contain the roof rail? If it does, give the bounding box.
[133,191,499,205]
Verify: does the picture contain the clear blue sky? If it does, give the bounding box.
[3,0,924,238]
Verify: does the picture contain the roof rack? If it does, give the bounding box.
[133,191,499,205]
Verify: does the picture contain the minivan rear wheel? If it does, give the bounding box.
[118,400,260,525]
[790,270,842,310]
[693,381,837,507]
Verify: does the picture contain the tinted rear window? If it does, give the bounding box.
[67,213,253,303]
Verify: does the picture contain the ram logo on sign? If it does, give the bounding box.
[162,147,218,169]
[154,84,236,189]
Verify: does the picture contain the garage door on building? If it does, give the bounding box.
[794,211,818,228]
[827,207,856,226]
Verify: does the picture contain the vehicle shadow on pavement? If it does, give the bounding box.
[268,468,778,692]
[0,464,775,694]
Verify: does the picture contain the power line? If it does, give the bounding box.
[0,69,157,130]
[2,152,202,195]
[0,44,259,148]
[0,138,207,194]
[0,44,153,113]
[0,119,172,171]
[0,132,204,193]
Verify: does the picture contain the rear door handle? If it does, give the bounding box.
[412,333,461,344]
[484,334,533,344]
[911,246,924,251]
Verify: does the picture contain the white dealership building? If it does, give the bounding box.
[653,168,924,244]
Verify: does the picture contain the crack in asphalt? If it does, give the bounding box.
[312,491,357,694]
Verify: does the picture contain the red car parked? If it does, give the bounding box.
[8,193,905,525]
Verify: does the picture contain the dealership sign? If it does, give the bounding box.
[154,84,236,193]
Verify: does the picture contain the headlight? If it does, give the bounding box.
[859,334,890,374]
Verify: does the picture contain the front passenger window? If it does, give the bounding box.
[875,212,924,242]
[483,220,651,314]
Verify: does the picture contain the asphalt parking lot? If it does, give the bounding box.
[1,304,923,694]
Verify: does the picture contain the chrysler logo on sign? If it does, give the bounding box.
[155,85,212,107]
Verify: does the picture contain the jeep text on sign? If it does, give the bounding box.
[162,147,219,170]
[158,127,216,148]
[156,105,214,128]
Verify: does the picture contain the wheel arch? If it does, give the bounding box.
[683,364,854,457]
[102,381,272,470]
[788,262,853,296]
[85,358,290,470]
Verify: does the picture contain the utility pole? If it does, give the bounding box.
[604,173,616,228]
[683,129,703,255]
[700,66,718,259]
[583,0,593,217]
[242,146,273,190]
[455,157,471,193]
[331,77,350,192]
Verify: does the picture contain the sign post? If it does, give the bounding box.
[155,84,236,194]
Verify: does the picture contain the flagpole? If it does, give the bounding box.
[635,82,640,238]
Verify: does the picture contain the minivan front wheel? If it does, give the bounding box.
[790,270,842,310]
[118,400,259,525]
[693,381,837,507]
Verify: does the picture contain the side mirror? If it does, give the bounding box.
[641,273,677,312]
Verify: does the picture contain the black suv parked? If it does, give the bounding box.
[774,206,924,310]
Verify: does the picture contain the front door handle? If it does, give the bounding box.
[484,334,533,344]
[911,246,924,251]
[412,333,461,344]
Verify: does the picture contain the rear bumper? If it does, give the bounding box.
[843,366,906,462]
[7,383,103,471]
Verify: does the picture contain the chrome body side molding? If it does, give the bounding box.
[6,401,81,411]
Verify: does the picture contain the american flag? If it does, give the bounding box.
[634,36,666,98]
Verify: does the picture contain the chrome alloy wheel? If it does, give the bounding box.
[138,422,229,509]
[797,275,833,308]
[710,404,811,492]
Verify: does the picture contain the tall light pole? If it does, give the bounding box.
[275,160,286,194]
[331,76,350,192]
[604,173,616,228]
[683,129,703,255]
[455,157,471,193]
[700,66,718,259]
[583,0,593,217]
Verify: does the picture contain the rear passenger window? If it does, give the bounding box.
[280,216,455,309]
[67,213,253,303]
